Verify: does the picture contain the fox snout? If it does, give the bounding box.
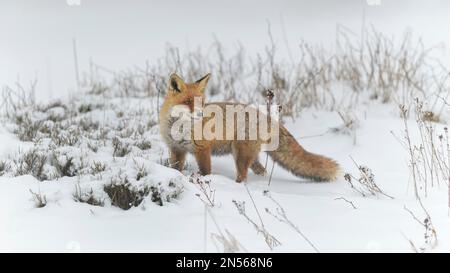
[170,105,203,121]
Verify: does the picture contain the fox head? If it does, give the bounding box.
[165,73,211,113]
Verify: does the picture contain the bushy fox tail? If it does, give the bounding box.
[268,126,340,182]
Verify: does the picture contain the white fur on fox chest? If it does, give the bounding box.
[160,105,196,152]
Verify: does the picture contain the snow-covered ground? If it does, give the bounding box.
[0,87,448,252]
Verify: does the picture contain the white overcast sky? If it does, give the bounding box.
[1,0,450,99]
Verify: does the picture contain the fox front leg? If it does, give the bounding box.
[169,149,186,171]
[193,148,211,176]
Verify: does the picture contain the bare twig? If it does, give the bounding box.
[264,191,319,252]
[334,197,357,209]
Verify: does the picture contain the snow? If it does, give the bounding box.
[0,91,449,252]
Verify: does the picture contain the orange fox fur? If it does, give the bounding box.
[159,73,340,182]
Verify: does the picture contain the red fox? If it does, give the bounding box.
[159,73,340,182]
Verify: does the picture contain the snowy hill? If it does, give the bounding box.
[0,85,448,252]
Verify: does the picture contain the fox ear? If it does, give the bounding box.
[169,73,185,93]
[195,73,211,92]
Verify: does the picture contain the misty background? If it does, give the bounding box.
[1,0,449,101]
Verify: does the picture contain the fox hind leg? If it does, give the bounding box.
[232,142,260,183]
[250,159,267,176]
